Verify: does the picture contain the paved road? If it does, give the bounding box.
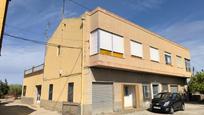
[126,103,204,115]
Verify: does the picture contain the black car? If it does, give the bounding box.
[150,92,185,114]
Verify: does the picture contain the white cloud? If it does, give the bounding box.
[0,43,45,84]
[152,20,204,72]
[127,0,165,12]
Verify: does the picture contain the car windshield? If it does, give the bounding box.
[154,93,171,99]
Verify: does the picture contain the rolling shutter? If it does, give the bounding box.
[90,31,99,55]
[99,30,112,51]
[150,47,159,62]
[92,82,113,114]
[112,34,124,53]
[130,41,143,57]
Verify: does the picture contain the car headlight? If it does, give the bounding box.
[163,101,170,107]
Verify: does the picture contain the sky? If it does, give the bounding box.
[0,0,204,84]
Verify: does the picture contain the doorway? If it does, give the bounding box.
[35,85,41,104]
[123,85,136,108]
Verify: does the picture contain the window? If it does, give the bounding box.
[170,85,178,93]
[57,45,61,56]
[142,84,151,100]
[152,84,159,96]
[68,83,74,102]
[90,30,99,55]
[185,58,191,72]
[150,47,159,62]
[48,84,53,100]
[90,29,124,57]
[23,86,26,96]
[130,41,143,57]
[162,84,168,92]
[164,52,172,65]
[176,55,183,68]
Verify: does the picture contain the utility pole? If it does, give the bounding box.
[62,0,65,19]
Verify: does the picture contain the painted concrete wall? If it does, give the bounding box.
[86,8,191,78]
[90,67,186,110]
[23,73,43,98]
[41,18,83,103]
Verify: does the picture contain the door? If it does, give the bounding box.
[35,85,41,104]
[92,82,113,114]
[124,85,135,108]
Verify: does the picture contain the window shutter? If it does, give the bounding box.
[112,34,124,53]
[90,31,99,55]
[99,30,112,51]
[150,47,159,62]
[130,41,143,57]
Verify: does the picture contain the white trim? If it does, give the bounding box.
[150,82,161,99]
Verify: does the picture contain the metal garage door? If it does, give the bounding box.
[92,82,113,115]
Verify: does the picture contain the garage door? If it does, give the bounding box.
[92,82,113,115]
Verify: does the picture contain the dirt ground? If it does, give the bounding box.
[0,99,60,115]
[0,100,204,115]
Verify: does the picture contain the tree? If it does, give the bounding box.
[8,84,22,98]
[0,79,9,98]
[188,72,204,94]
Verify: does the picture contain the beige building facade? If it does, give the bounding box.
[0,0,9,53]
[22,7,191,115]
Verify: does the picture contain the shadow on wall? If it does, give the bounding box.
[0,102,35,115]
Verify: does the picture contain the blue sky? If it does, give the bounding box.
[1,0,204,84]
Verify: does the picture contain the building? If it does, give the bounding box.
[0,0,9,55]
[21,7,191,115]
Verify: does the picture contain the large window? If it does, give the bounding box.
[150,47,160,62]
[23,86,26,96]
[68,82,74,102]
[185,58,191,72]
[90,29,124,57]
[142,84,151,101]
[176,55,183,68]
[130,40,143,58]
[164,52,172,65]
[48,84,53,100]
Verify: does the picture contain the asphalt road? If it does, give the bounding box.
[0,102,35,115]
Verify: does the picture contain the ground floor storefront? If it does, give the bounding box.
[22,67,187,115]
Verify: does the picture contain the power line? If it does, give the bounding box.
[69,0,91,11]
[4,33,82,49]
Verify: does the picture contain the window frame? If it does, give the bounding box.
[68,82,74,103]
[150,47,160,62]
[185,58,191,72]
[142,84,151,100]
[48,84,53,100]
[90,29,124,58]
[130,40,143,58]
[164,52,172,65]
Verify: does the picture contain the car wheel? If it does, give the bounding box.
[170,107,174,114]
[181,104,185,111]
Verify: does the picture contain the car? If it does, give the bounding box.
[150,92,185,114]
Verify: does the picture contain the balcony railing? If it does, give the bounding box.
[24,64,44,75]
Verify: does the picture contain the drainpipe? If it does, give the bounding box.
[81,16,85,115]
